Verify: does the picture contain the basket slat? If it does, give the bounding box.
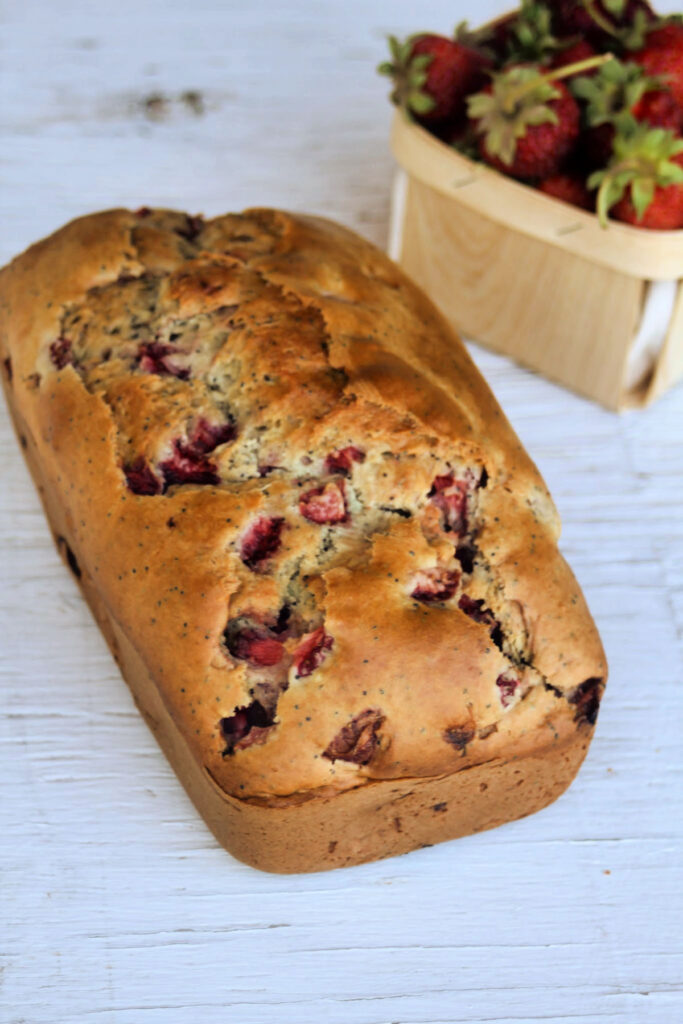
[400,176,644,410]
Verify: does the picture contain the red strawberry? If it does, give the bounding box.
[538,172,594,209]
[324,446,364,477]
[551,40,598,74]
[498,0,566,66]
[589,124,683,228]
[240,516,285,571]
[137,341,189,380]
[631,23,683,110]
[378,33,491,124]
[632,88,683,130]
[50,337,73,370]
[612,168,683,227]
[299,481,347,524]
[550,0,655,45]
[458,594,497,626]
[484,13,519,63]
[124,456,162,496]
[468,64,581,180]
[572,57,682,166]
[190,417,236,452]
[225,624,285,667]
[220,700,274,755]
[293,627,334,678]
[428,472,473,536]
[496,672,520,708]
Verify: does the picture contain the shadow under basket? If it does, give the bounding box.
[389,112,683,411]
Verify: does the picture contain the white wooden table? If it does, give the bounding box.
[1,2,682,1022]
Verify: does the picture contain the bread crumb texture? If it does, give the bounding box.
[0,207,606,802]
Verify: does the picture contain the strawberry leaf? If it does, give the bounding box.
[468,66,562,166]
[378,34,436,118]
[631,178,655,218]
[622,9,656,51]
[571,58,663,128]
[408,90,436,115]
[502,0,561,65]
[590,123,683,225]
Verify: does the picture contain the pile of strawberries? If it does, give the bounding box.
[379,1,683,229]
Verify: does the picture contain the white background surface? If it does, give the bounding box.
[1,2,682,1022]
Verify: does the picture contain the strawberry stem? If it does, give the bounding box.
[541,51,615,84]
[502,53,614,110]
[582,0,621,39]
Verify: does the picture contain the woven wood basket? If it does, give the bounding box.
[389,111,683,410]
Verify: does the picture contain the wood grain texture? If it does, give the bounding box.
[399,174,646,409]
[1,1,682,1023]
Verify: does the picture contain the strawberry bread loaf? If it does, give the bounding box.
[0,208,606,872]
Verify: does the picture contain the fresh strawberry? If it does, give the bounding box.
[480,13,520,64]
[457,4,567,69]
[632,88,683,130]
[631,22,683,110]
[589,124,683,228]
[378,33,491,124]
[538,172,594,208]
[572,57,681,165]
[467,64,583,180]
[499,0,566,66]
[551,39,598,74]
[550,0,655,46]
[611,164,683,226]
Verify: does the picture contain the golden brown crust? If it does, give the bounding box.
[0,208,606,863]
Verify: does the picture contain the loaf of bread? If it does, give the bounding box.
[0,208,606,872]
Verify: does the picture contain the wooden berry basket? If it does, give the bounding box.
[389,110,683,410]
